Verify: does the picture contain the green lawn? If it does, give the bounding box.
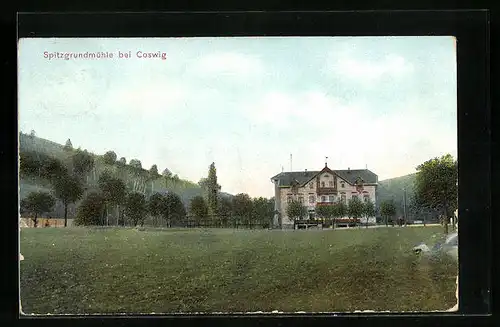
[19,226,457,314]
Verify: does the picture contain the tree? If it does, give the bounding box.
[98,171,127,226]
[252,197,274,228]
[41,157,68,182]
[189,195,208,224]
[348,197,364,227]
[129,159,142,170]
[117,157,127,166]
[286,199,307,222]
[165,192,186,226]
[315,203,335,228]
[217,196,233,225]
[232,193,253,226]
[149,164,159,177]
[204,163,221,217]
[362,199,376,228]
[52,175,84,227]
[380,200,397,227]
[148,192,166,227]
[64,139,73,151]
[125,192,147,226]
[414,154,458,234]
[20,191,56,227]
[75,192,105,226]
[72,149,95,178]
[103,151,118,165]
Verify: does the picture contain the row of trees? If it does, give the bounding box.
[286,197,376,228]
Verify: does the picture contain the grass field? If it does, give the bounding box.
[19,226,457,314]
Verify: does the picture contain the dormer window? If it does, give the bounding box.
[329,181,334,187]
[341,182,345,188]
[321,181,325,187]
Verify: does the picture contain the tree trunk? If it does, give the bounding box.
[64,203,68,227]
[33,213,38,228]
[385,216,388,227]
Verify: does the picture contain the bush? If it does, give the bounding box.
[75,192,105,226]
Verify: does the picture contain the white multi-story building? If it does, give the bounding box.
[270,163,378,229]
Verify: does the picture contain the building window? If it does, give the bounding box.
[329,180,334,187]
[299,196,304,203]
[364,194,370,203]
[341,182,345,188]
[321,181,325,187]
[309,195,315,204]
[341,194,346,203]
[329,195,335,202]
[287,195,293,203]
[309,183,313,189]
[321,195,326,202]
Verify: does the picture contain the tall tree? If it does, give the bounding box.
[189,195,208,225]
[205,163,221,218]
[362,199,376,228]
[380,200,397,227]
[414,154,458,234]
[149,164,159,177]
[125,192,148,226]
[286,199,307,222]
[64,139,73,151]
[103,151,118,165]
[52,175,84,227]
[20,191,56,228]
[348,197,364,227]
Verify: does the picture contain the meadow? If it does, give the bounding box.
[19,226,457,314]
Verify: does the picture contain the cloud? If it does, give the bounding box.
[334,54,414,83]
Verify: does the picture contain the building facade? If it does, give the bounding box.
[270,163,378,229]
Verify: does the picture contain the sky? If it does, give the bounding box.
[18,37,457,198]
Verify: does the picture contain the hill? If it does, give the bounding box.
[19,132,232,219]
[377,173,439,223]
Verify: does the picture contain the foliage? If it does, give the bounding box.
[149,164,159,178]
[189,195,208,222]
[75,192,106,226]
[286,199,307,221]
[205,163,221,217]
[98,171,127,225]
[129,159,142,170]
[232,193,253,223]
[148,192,166,218]
[125,192,148,226]
[52,174,84,226]
[362,199,376,227]
[116,157,127,167]
[252,197,274,226]
[217,196,233,223]
[348,197,364,226]
[20,191,56,227]
[72,149,95,177]
[165,192,187,224]
[103,151,118,165]
[315,204,333,220]
[380,200,397,226]
[414,154,458,233]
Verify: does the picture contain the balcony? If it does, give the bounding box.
[316,187,337,195]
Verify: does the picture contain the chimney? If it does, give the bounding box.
[304,169,307,175]
[347,167,351,173]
